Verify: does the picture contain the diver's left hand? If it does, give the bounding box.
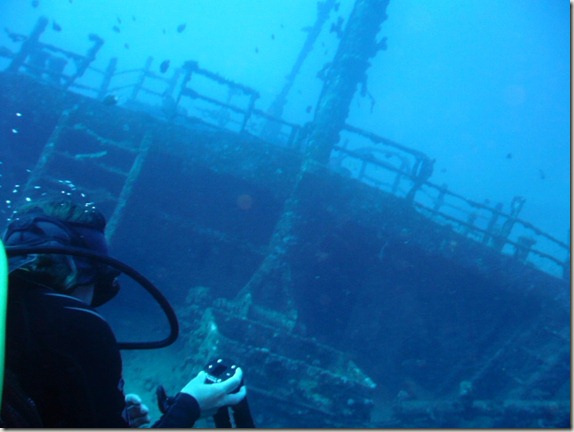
[124,393,151,428]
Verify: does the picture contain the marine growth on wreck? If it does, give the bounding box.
[0,1,569,428]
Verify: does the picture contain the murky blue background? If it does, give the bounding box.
[0,0,569,245]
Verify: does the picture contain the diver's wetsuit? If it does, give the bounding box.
[4,275,200,428]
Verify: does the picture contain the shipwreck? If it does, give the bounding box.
[0,1,569,427]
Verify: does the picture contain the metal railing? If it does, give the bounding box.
[3,16,103,90]
[1,17,569,280]
[330,126,569,279]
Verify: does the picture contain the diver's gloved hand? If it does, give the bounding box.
[180,368,247,418]
[156,385,176,414]
[123,393,151,428]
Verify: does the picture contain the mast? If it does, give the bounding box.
[304,0,389,164]
[265,0,337,120]
[235,0,391,328]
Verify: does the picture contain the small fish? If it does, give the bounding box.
[254,47,259,53]
[52,21,62,32]
[177,23,187,33]
[506,153,512,159]
[31,0,39,8]
[112,25,120,33]
[116,16,122,24]
[539,169,546,180]
[271,33,275,40]
[124,43,130,49]
[305,105,312,114]
[159,60,170,74]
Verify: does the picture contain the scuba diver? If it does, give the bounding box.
[0,198,246,427]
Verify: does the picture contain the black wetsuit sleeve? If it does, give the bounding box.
[152,393,201,428]
[9,281,201,428]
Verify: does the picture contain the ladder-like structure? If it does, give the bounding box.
[20,105,152,243]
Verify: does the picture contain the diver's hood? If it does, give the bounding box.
[3,212,179,350]
[2,213,119,307]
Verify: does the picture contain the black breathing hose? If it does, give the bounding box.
[5,245,179,350]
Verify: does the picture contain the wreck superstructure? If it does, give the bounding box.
[0,4,570,428]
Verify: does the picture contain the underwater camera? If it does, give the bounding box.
[205,358,255,428]
[156,358,255,428]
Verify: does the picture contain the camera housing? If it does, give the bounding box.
[204,358,242,393]
[202,357,255,428]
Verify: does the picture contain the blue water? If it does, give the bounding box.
[1,0,568,243]
[0,0,570,428]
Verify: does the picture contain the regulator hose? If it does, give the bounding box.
[5,245,179,350]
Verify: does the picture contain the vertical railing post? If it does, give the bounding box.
[513,236,536,263]
[97,57,118,100]
[130,56,153,102]
[240,91,259,133]
[63,33,104,89]
[174,60,197,108]
[165,68,182,99]
[462,212,477,237]
[7,16,49,73]
[483,202,503,245]
[431,183,448,217]
[492,196,526,252]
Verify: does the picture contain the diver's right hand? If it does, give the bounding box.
[180,368,246,417]
[124,393,151,427]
